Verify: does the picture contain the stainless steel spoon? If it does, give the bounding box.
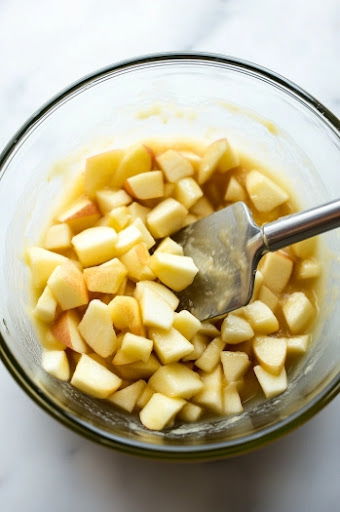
[173,199,340,321]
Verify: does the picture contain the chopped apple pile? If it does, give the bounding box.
[27,138,320,431]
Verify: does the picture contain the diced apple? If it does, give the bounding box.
[182,214,198,227]
[34,286,57,323]
[58,197,100,232]
[108,296,144,335]
[71,354,122,398]
[139,393,185,430]
[27,247,68,289]
[199,322,220,338]
[221,314,254,344]
[44,223,72,251]
[260,251,293,293]
[149,327,194,364]
[96,188,132,215]
[173,310,201,340]
[223,383,243,415]
[108,380,146,413]
[119,332,153,363]
[150,252,198,291]
[48,261,88,310]
[198,139,239,184]
[114,354,160,380]
[178,402,203,422]
[154,237,183,256]
[147,198,187,238]
[136,383,154,409]
[224,176,246,202]
[85,149,123,196]
[130,218,155,250]
[292,237,317,258]
[246,170,289,212]
[254,365,287,399]
[125,171,164,200]
[83,258,127,294]
[175,177,203,209]
[295,258,321,279]
[282,292,314,334]
[221,351,250,382]
[195,337,225,373]
[183,333,209,361]
[252,270,264,299]
[113,143,152,188]
[163,182,175,198]
[149,363,203,399]
[286,334,309,356]
[114,225,143,255]
[39,327,65,351]
[193,365,223,413]
[138,286,174,330]
[258,285,279,311]
[253,336,287,375]
[156,149,194,183]
[134,280,179,311]
[128,202,150,223]
[52,310,88,353]
[78,300,116,357]
[190,196,214,218]
[178,150,202,171]
[243,300,279,334]
[72,226,117,267]
[42,350,70,381]
[107,206,131,231]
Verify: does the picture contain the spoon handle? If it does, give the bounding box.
[262,198,340,252]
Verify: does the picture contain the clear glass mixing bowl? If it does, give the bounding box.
[0,54,339,460]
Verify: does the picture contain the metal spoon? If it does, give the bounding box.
[173,199,340,321]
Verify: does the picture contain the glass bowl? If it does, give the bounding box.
[0,53,339,461]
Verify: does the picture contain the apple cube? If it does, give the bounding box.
[120,242,155,281]
[156,149,194,183]
[108,380,146,413]
[199,322,220,338]
[71,354,121,398]
[52,310,88,353]
[163,182,175,197]
[112,143,152,188]
[224,176,246,202]
[246,170,289,212]
[149,327,194,364]
[183,333,209,361]
[134,280,179,311]
[83,257,127,294]
[131,218,155,249]
[42,350,70,381]
[149,363,203,399]
[221,314,254,344]
[44,223,72,251]
[258,285,279,311]
[195,337,226,373]
[128,202,150,223]
[78,300,117,357]
[173,310,201,340]
[198,139,239,184]
[295,258,321,279]
[154,237,184,256]
[147,198,187,238]
[72,226,117,267]
[175,177,203,209]
[96,188,132,214]
[119,332,153,363]
[85,149,123,196]
[48,261,88,310]
[136,384,154,409]
[292,237,317,258]
[282,292,314,334]
[114,354,160,380]
[223,383,243,415]
[125,171,164,200]
[254,365,287,399]
[107,206,131,231]
[261,251,293,293]
[139,393,185,430]
[243,300,279,334]
[27,247,68,289]
[34,286,57,323]
[114,225,143,255]
[252,270,264,299]
[221,351,250,382]
[286,334,309,356]
[150,252,198,291]
[39,327,65,351]
[253,336,287,375]
[108,296,144,335]
[182,214,198,227]
[58,197,100,232]
[138,286,173,330]
[178,150,202,171]
[193,365,223,413]
[178,402,203,422]
[190,197,214,218]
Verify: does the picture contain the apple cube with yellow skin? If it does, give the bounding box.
[130,218,155,250]
[246,170,289,212]
[221,351,250,383]
[34,286,57,323]
[190,196,214,218]
[260,251,293,293]
[282,292,314,334]
[52,310,88,353]
[198,139,239,184]
[175,177,203,209]
[128,202,150,223]
[286,334,309,356]
[199,322,220,338]
[136,384,154,409]
[156,149,194,183]
[139,392,185,431]
[96,188,132,215]
[224,176,246,202]
[154,237,184,256]
[254,365,287,399]
[125,171,164,200]
[147,198,187,238]
[112,143,152,188]
[223,383,243,415]
[292,237,317,258]
[107,206,131,231]
[58,197,100,233]
[150,252,198,292]
[48,261,88,310]
[134,280,179,311]
[183,333,209,361]
[71,354,121,399]
[120,242,155,282]
[108,296,144,336]
[84,149,123,196]
[149,363,203,399]
[108,380,146,413]
[243,300,279,334]
[138,286,174,330]
[27,247,68,289]
[253,336,287,375]
[119,332,153,363]
[221,314,254,344]
[149,327,193,364]
[78,300,117,358]
[72,226,117,267]
[114,225,143,255]
[114,354,160,380]
[295,258,321,279]
[178,402,203,422]
[44,223,72,251]
[258,285,279,311]
[182,214,198,227]
[173,310,201,340]
[42,350,70,381]
[195,337,225,373]
[83,258,127,294]
[193,365,223,413]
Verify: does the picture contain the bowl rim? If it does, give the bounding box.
[0,52,339,460]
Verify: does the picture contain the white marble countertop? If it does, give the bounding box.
[0,0,339,510]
